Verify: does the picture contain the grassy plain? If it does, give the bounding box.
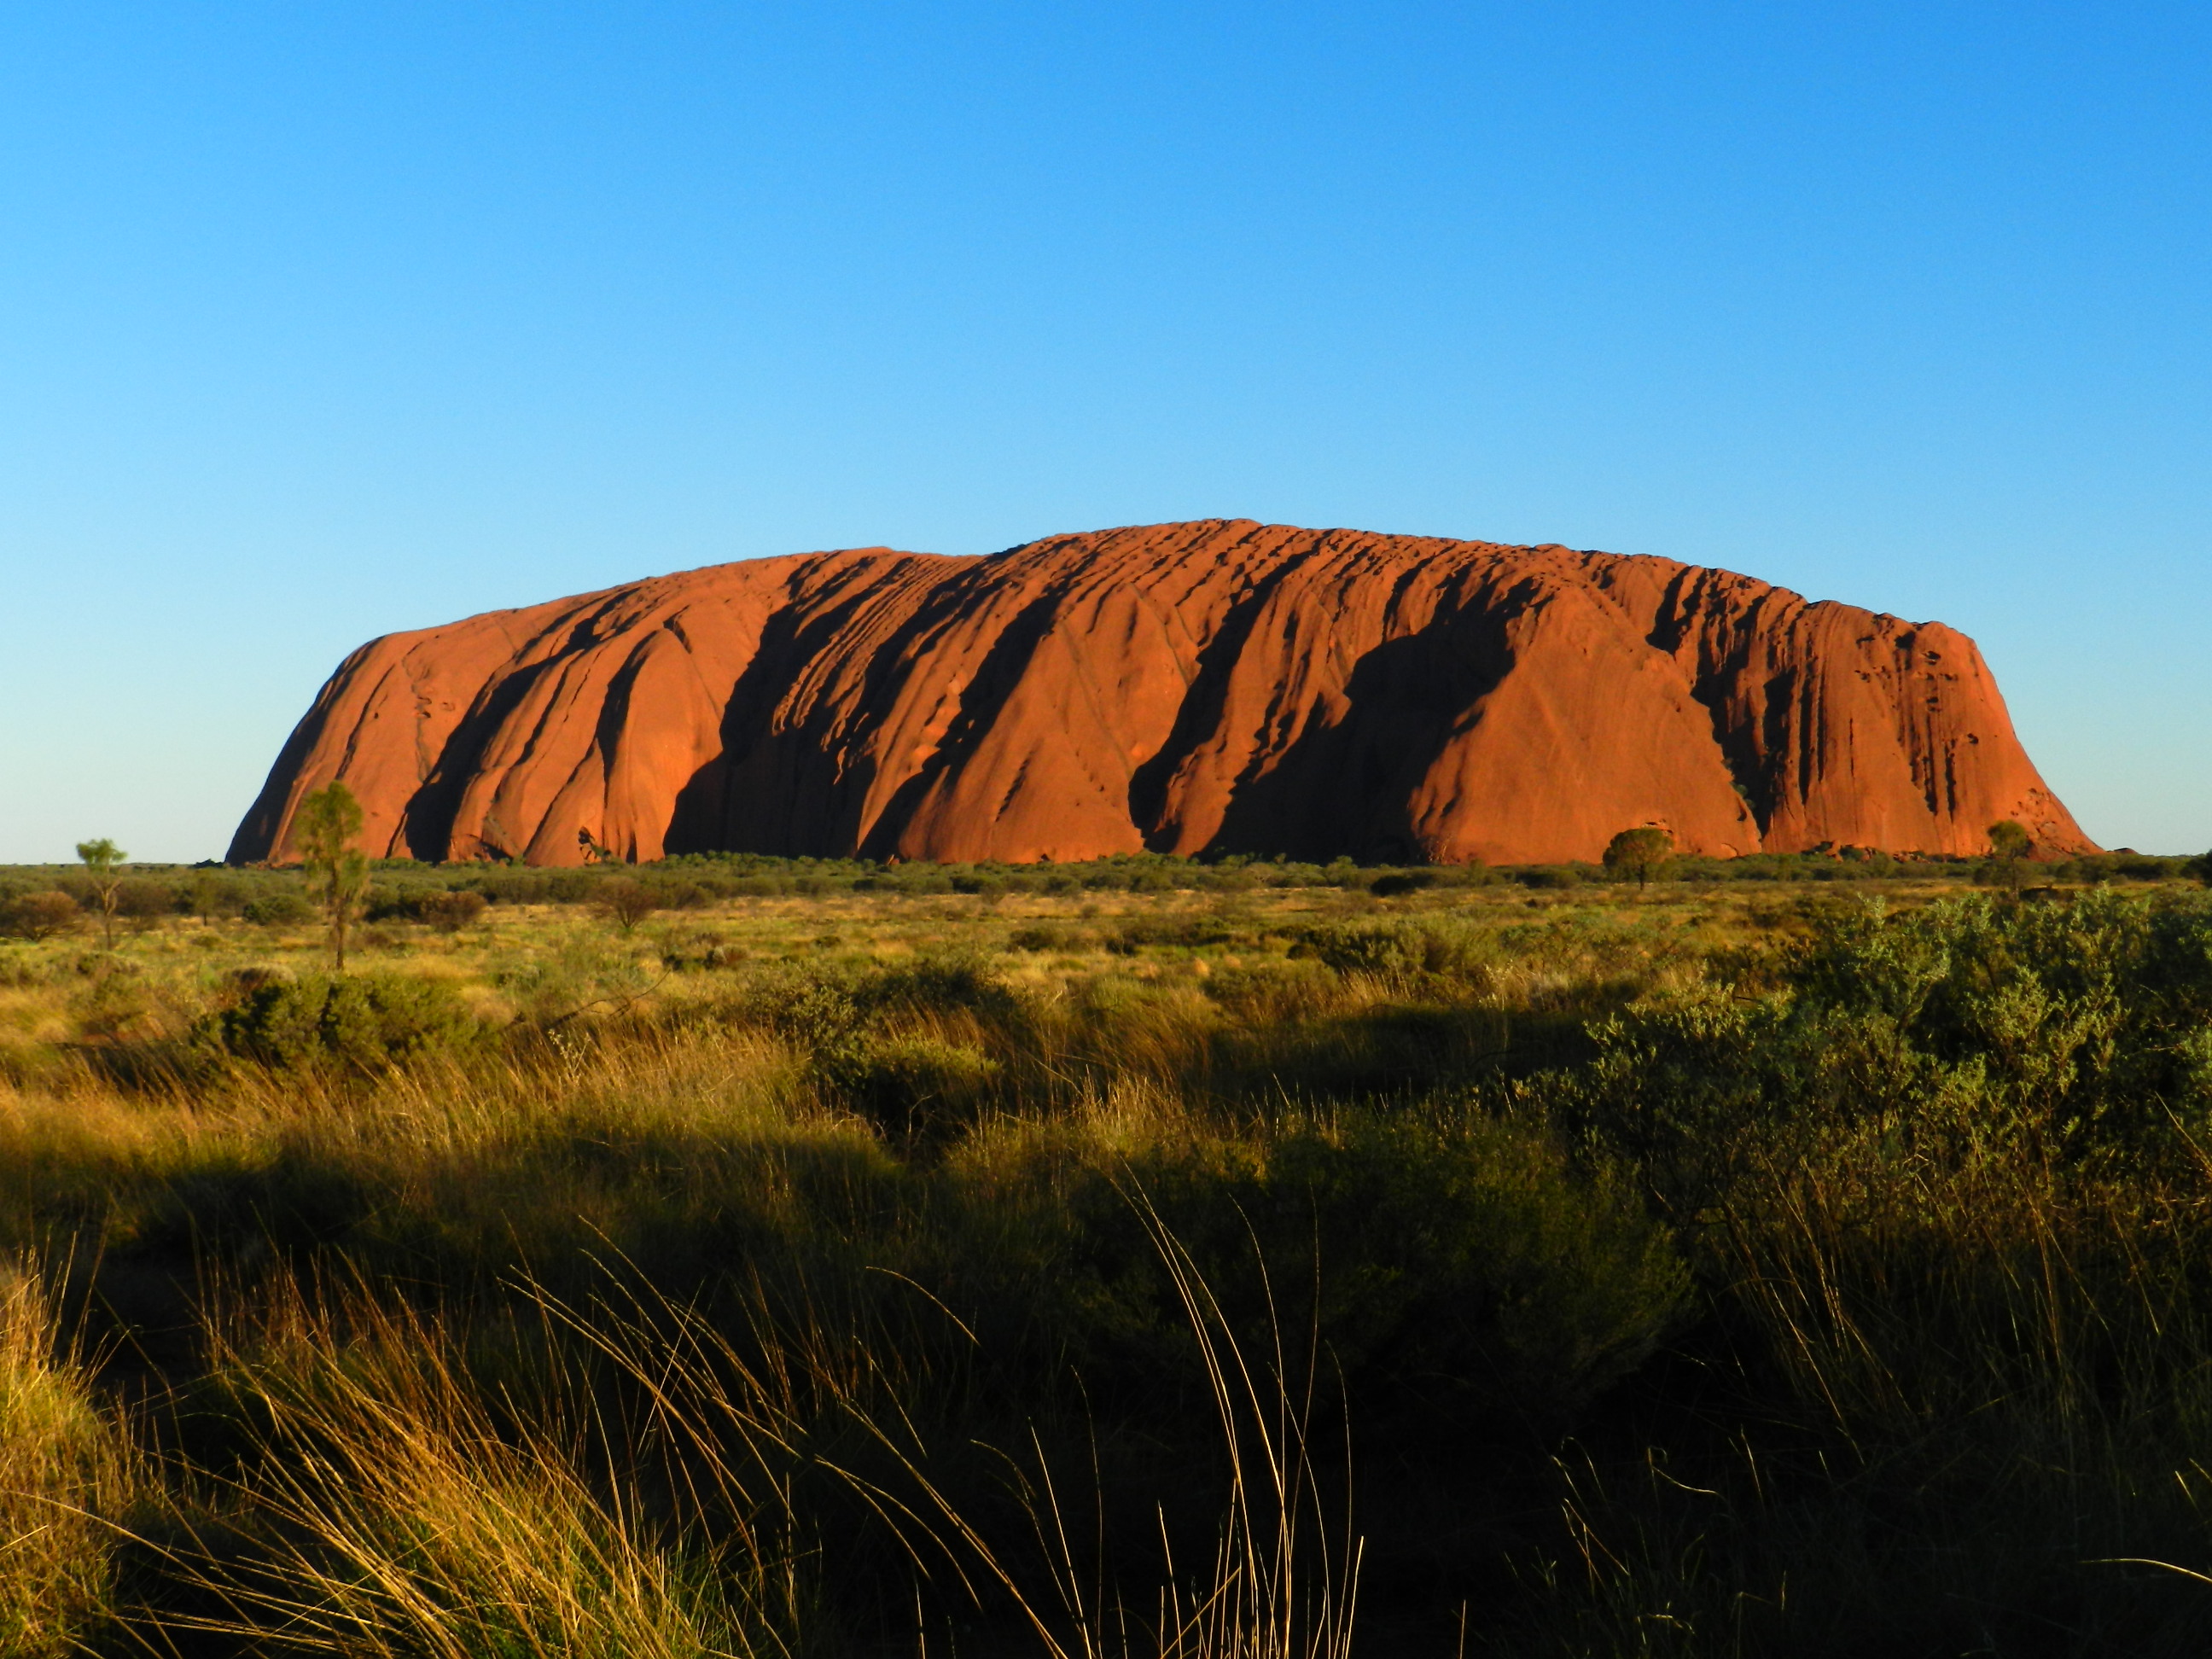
[2,853,2211,1656]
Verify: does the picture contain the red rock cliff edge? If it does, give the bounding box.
[228,521,2093,866]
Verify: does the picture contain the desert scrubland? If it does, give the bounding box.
[2,851,2210,1656]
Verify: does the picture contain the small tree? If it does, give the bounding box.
[295,782,371,969]
[187,871,244,926]
[75,839,126,951]
[1602,827,1674,892]
[593,878,660,935]
[1987,819,2032,895]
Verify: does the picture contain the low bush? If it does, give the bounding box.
[495,936,655,1025]
[1006,922,1091,953]
[205,973,476,1070]
[242,891,316,928]
[1514,864,1584,888]
[71,966,160,1041]
[1369,870,1438,897]
[1197,958,1339,1023]
[958,1114,1690,1428]
[1103,911,1257,954]
[416,889,487,932]
[837,1033,1004,1144]
[1289,917,1494,989]
[113,878,178,927]
[0,891,79,942]
[467,869,601,905]
[185,872,251,921]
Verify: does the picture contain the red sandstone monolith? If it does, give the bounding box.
[229,521,2093,866]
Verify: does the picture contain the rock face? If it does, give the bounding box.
[230,520,2093,867]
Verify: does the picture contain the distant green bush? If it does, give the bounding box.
[1514,864,1584,888]
[0,891,79,942]
[366,888,486,930]
[114,879,179,926]
[1103,911,1257,953]
[650,879,711,911]
[465,869,601,905]
[1289,918,1493,989]
[1006,922,1091,953]
[1369,870,1437,897]
[242,892,316,928]
[416,890,486,932]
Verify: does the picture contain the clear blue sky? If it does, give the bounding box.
[4,2,2209,862]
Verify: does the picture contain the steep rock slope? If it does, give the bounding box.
[230,521,2092,866]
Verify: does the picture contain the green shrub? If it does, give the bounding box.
[1513,865,1584,889]
[1007,923,1087,953]
[366,886,486,929]
[1369,870,1438,897]
[651,880,710,911]
[838,1034,1003,1144]
[207,974,476,1070]
[1542,891,2212,1211]
[1289,918,1493,989]
[591,879,661,934]
[113,879,178,927]
[242,891,316,928]
[975,1116,1689,1426]
[859,953,1022,1024]
[1104,912,1254,954]
[496,937,654,1025]
[185,872,250,921]
[0,891,79,942]
[1198,958,1339,1023]
[731,955,1025,1135]
[467,870,600,905]
[71,968,159,1041]
[416,889,487,932]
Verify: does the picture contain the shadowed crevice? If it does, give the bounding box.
[1204,585,1525,863]
[1126,550,1323,849]
[664,560,983,856]
[848,584,1083,860]
[396,661,559,861]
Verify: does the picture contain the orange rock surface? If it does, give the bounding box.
[229,521,2093,867]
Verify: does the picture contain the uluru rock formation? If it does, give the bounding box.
[230,520,2093,868]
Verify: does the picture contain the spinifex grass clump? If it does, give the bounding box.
[0,1262,137,1658]
[170,1293,776,1659]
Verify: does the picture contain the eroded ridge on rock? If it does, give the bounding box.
[229,520,2093,866]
